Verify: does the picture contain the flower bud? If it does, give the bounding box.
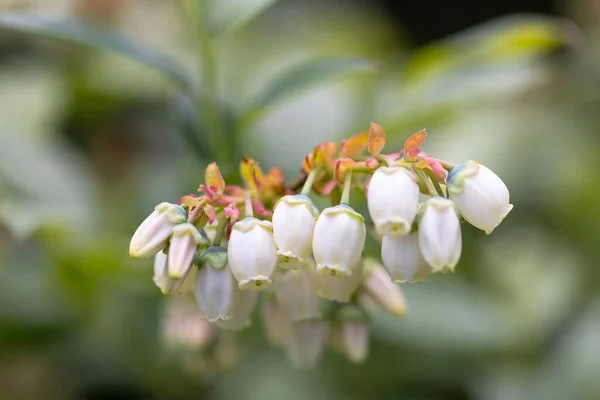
[274,263,321,322]
[272,195,319,269]
[194,264,237,322]
[447,161,513,234]
[341,321,369,363]
[129,202,186,258]
[367,167,419,237]
[215,290,258,331]
[418,197,462,272]
[285,319,329,369]
[200,246,228,270]
[381,233,430,283]
[363,261,407,316]
[227,217,278,291]
[153,251,196,295]
[168,223,203,279]
[315,258,364,302]
[312,205,366,276]
[262,293,292,348]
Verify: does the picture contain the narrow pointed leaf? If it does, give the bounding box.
[207,0,279,36]
[367,122,386,156]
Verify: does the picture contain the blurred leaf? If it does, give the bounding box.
[240,58,378,128]
[207,0,279,36]
[0,13,195,92]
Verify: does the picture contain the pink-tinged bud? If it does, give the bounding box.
[262,293,292,347]
[129,202,186,259]
[315,258,364,302]
[194,264,237,322]
[227,217,278,291]
[381,233,430,283]
[285,319,329,369]
[168,223,203,279]
[363,261,407,316]
[153,251,197,295]
[312,205,366,276]
[274,263,320,321]
[418,197,462,272]
[367,167,419,237]
[272,195,319,269]
[448,161,513,234]
[215,290,258,331]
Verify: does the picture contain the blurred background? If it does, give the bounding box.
[0,0,599,399]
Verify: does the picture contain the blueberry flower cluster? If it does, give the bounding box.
[129,123,511,367]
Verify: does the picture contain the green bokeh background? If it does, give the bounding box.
[0,0,599,399]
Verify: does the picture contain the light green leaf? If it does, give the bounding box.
[0,13,195,92]
[207,0,279,36]
[240,58,378,128]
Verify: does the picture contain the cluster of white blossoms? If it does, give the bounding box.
[129,124,512,368]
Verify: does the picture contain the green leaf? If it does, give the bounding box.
[240,58,378,128]
[0,13,195,92]
[207,0,279,36]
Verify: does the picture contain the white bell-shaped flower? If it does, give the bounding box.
[161,297,215,350]
[262,294,292,348]
[153,251,196,295]
[418,197,462,272]
[285,319,329,369]
[363,261,407,316]
[315,258,364,302]
[367,166,419,237]
[447,160,513,234]
[381,233,430,283]
[312,205,366,276]
[341,321,369,364]
[272,195,319,269]
[216,290,258,330]
[227,217,278,291]
[130,202,186,258]
[168,223,203,279]
[194,264,237,322]
[274,262,320,321]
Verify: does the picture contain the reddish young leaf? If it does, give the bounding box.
[365,157,379,169]
[240,157,259,195]
[420,157,447,183]
[224,204,240,220]
[321,179,337,196]
[179,194,201,207]
[334,158,356,184]
[404,129,427,161]
[341,130,369,158]
[368,122,386,156]
[303,153,314,173]
[204,203,217,224]
[204,162,225,198]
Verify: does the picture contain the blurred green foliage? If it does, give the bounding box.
[0,0,599,399]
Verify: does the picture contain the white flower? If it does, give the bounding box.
[418,197,462,272]
[381,233,430,283]
[168,223,203,279]
[312,205,366,276]
[341,321,368,363]
[315,258,364,302]
[285,319,329,369]
[272,195,319,268]
[194,264,237,322]
[274,263,320,321]
[261,294,292,348]
[153,251,196,295]
[363,261,407,316]
[227,217,278,291]
[447,160,513,234]
[129,202,186,258]
[161,297,215,350]
[215,290,258,331]
[367,166,419,237]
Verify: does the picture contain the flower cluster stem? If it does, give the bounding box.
[301,166,321,196]
[245,191,254,218]
[212,212,228,246]
[413,167,438,197]
[423,168,446,198]
[340,170,353,205]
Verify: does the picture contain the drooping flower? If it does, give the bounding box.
[312,205,366,276]
[194,264,237,322]
[418,197,462,272]
[161,297,215,350]
[153,250,197,295]
[272,195,319,268]
[227,217,278,291]
[315,258,364,302]
[215,290,258,331]
[274,262,321,321]
[447,160,513,234]
[363,261,407,316]
[129,202,186,258]
[381,233,430,283]
[367,166,419,237]
[285,319,329,369]
[262,293,292,348]
[168,223,203,279]
[340,321,369,364]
